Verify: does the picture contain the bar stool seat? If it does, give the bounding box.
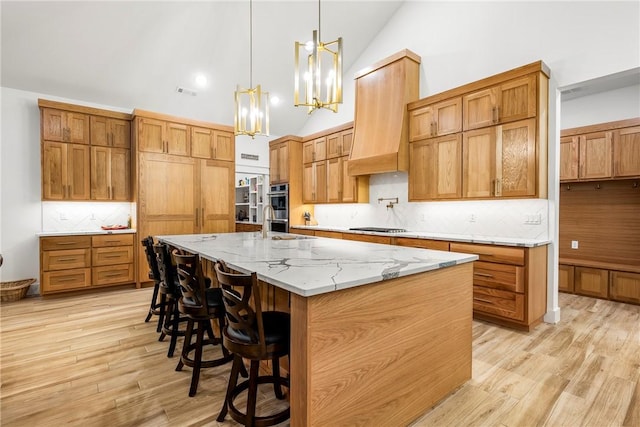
[214,260,290,427]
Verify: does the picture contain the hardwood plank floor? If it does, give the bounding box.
[1,289,638,426]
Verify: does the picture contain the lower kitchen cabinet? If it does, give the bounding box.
[610,271,640,304]
[574,267,609,299]
[40,233,135,295]
[558,264,575,293]
[342,233,391,245]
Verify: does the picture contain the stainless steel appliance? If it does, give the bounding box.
[268,183,289,232]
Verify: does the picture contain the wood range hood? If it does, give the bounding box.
[348,49,421,176]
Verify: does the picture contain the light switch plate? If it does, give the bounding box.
[571,240,579,249]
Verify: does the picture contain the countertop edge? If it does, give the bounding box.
[290,225,550,248]
[37,229,137,237]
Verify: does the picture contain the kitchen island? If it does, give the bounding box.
[158,232,478,426]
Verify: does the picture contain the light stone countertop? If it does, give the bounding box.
[37,229,136,237]
[290,225,550,248]
[158,232,478,297]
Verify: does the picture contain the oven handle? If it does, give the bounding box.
[267,192,288,196]
[267,219,288,223]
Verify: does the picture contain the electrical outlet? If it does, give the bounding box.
[90,213,96,220]
[571,240,579,249]
[469,214,476,223]
[59,212,67,220]
[420,213,425,221]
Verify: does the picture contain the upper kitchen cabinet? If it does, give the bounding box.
[303,136,326,164]
[560,118,640,182]
[91,146,130,201]
[409,97,462,141]
[136,115,190,156]
[90,116,131,148]
[42,108,90,144]
[303,160,327,204]
[269,136,302,185]
[410,134,462,200]
[326,127,353,159]
[408,61,549,201]
[191,126,234,161]
[463,74,537,131]
[42,141,90,200]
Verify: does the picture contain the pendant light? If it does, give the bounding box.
[234,0,269,138]
[294,0,343,114]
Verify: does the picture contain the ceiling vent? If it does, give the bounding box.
[176,86,197,96]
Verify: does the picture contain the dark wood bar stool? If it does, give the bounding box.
[214,260,290,427]
[173,252,233,397]
[153,243,188,358]
[141,236,164,332]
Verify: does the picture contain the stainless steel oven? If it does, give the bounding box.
[268,183,289,233]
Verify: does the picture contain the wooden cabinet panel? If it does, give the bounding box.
[166,122,190,155]
[395,237,449,251]
[92,234,134,247]
[138,118,190,156]
[559,136,579,181]
[575,267,609,299]
[41,235,91,251]
[290,228,315,236]
[450,243,525,266]
[610,271,640,304]
[90,116,130,148]
[473,286,525,321]
[43,142,90,200]
[327,129,354,159]
[579,131,612,180]
[91,146,130,200]
[462,127,495,198]
[410,134,462,200]
[93,264,134,286]
[42,108,90,144]
[270,142,290,184]
[473,261,524,293]
[315,230,342,239]
[92,246,133,266]
[191,127,234,161]
[409,97,462,141]
[342,233,391,245]
[558,264,575,293]
[42,248,91,271]
[200,159,234,233]
[303,161,326,203]
[463,75,536,131]
[42,268,92,293]
[613,126,640,177]
[303,137,326,163]
[327,157,342,203]
[498,118,536,197]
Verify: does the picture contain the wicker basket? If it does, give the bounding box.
[1,279,36,302]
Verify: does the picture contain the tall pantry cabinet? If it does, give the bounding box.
[133,110,235,283]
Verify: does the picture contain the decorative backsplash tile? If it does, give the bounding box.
[42,202,134,232]
[314,172,549,240]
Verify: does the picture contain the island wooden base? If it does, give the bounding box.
[290,263,473,426]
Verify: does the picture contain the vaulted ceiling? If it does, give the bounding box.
[1,1,404,136]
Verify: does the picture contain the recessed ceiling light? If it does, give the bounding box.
[270,96,280,106]
[195,74,207,87]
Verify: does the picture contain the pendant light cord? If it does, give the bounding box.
[249,0,253,88]
[317,0,321,42]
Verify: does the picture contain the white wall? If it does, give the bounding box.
[561,84,640,129]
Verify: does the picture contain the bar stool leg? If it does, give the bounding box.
[246,360,260,425]
[157,293,168,335]
[167,299,181,358]
[272,356,284,399]
[188,320,206,397]
[176,319,194,372]
[145,283,160,323]
[217,354,243,422]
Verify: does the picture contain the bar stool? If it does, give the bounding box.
[141,236,164,332]
[173,252,233,397]
[153,243,188,358]
[214,260,290,427]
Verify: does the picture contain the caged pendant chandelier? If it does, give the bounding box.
[294,0,343,114]
[234,0,269,138]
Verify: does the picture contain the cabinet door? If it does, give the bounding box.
[303,161,326,203]
[42,108,66,142]
[91,146,111,200]
[409,105,436,141]
[269,143,280,184]
[66,113,90,144]
[497,118,536,197]
[110,148,131,201]
[277,144,289,182]
[326,132,341,159]
[341,129,353,156]
[200,160,234,233]
[575,267,609,299]
[213,131,234,161]
[191,126,215,159]
[42,109,89,143]
[303,140,315,163]
[411,135,462,201]
[67,143,91,200]
[327,157,342,202]
[463,87,498,130]
[433,97,463,137]
[166,122,190,156]
[463,128,495,198]
[497,75,537,124]
[341,157,358,203]
[315,161,327,203]
[609,271,640,304]
[303,162,314,203]
[110,118,131,148]
[137,117,165,153]
[613,126,640,177]
[559,136,579,181]
[313,137,326,162]
[90,116,111,146]
[579,131,612,179]
[42,141,67,200]
[558,264,575,293]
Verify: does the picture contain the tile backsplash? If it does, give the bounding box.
[314,172,549,240]
[42,202,134,232]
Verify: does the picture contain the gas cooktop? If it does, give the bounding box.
[348,227,407,233]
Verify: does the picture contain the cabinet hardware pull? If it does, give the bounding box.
[496,179,501,196]
[474,297,493,304]
[57,257,78,261]
[58,277,76,282]
[104,255,121,258]
[492,107,498,123]
[474,272,494,278]
[56,242,77,245]
[195,208,199,227]
[491,179,495,196]
[105,273,122,277]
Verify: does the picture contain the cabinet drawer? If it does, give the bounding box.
[450,242,525,266]
[575,267,609,299]
[610,271,640,304]
[42,268,91,293]
[93,264,134,286]
[395,237,449,251]
[41,235,91,250]
[42,248,91,270]
[92,246,134,266]
[315,230,343,239]
[343,233,391,245]
[473,261,524,293]
[92,233,134,247]
[473,286,524,321]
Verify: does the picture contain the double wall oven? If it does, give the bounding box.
[268,183,289,232]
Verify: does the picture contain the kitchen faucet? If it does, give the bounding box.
[262,205,275,238]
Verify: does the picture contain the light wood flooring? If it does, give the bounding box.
[1,288,638,426]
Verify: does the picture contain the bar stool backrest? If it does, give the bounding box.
[173,253,208,314]
[153,243,179,296]
[141,236,160,283]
